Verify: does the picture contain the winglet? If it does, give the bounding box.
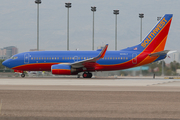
[97,44,108,59]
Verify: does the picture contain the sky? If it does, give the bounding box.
[0,0,180,62]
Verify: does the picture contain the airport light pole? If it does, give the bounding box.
[113,10,119,51]
[157,16,164,76]
[157,17,161,21]
[139,13,144,76]
[65,3,71,51]
[91,6,96,50]
[35,0,41,51]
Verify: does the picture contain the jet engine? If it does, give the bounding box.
[51,64,78,75]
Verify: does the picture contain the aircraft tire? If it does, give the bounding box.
[21,73,25,78]
[83,72,92,78]
[83,73,88,78]
[88,73,92,78]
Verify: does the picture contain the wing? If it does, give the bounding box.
[70,44,108,68]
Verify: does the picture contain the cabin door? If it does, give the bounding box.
[132,53,137,64]
[24,53,29,64]
[73,56,79,62]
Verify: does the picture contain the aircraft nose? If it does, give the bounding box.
[2,59,11,68]
[2,60,7,66]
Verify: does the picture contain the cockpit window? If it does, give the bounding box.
[10,56,18,60]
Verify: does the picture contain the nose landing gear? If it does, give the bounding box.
[83,72,92,78]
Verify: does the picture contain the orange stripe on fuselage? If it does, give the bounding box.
[99,19,172,70]
[11,19,172,72]
[135,35,168,67]
[133,18,172,67]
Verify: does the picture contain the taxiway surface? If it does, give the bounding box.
[0,77,180,120]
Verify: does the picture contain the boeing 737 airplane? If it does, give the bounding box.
[3,14,173,78]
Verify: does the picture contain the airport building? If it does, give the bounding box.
[0,46,18,59]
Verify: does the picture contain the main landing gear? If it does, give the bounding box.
[83,72,92,78]
[21,73,25,78]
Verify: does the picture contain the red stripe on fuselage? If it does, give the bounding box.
[12,63,59,71]
[98,19,172,71]
[12,20,172,72]
[133,19,172,67]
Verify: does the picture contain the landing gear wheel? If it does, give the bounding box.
[88,73,92,78]
[21,73,25,78]
[83,72,92,78]
[83,73,88,78]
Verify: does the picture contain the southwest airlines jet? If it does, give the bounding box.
[3,14,173,78]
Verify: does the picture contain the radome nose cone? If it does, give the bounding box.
[2,60,10,68]
[2,61,6,66]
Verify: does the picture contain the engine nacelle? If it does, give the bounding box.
[51,64,77,75]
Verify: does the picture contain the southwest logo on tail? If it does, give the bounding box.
[2,14,174,78]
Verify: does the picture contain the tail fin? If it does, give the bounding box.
[138,14,173,52]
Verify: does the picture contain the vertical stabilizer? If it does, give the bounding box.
[137,14,173,52]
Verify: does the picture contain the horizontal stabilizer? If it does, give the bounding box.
[167,50,177,55]
[149,50,170,57]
